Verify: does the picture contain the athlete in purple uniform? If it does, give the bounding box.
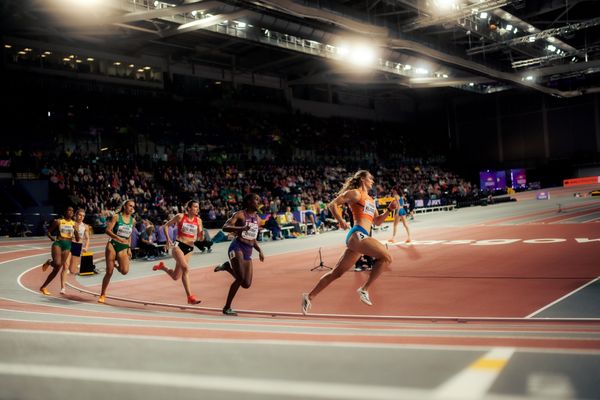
[214,193,265,315]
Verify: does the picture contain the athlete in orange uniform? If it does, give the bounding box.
[153,200,203,304]
[302,170,398,314]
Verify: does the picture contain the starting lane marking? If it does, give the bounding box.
[433,347,515,399]
[526,276,600,319]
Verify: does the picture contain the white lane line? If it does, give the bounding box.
[0,243,106,265]
[16,254,106,296]
[580,215,600,223]
[0,362,428,400]
[526,276,600,318]
[0,254,49,266]
[0,247,47,254]
[0,328,485,350]
[433,347,515,399]
[2,329,599,356]
[1,314,599,344]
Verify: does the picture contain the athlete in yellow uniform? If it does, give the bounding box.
[40,207,80,295]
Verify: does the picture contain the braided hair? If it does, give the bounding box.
[242,193,259,210]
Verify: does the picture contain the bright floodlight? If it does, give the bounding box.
[547,44,556,52]
[434,0,456,9]
[415,67,429,75]
[349,46,376,67]
[336,46,350,57]
[71,0,98,7]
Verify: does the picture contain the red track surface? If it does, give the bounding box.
[5,209,600,351]
[20,224,599,318]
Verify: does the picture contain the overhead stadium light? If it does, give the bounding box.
[66,0,100,6]
[415,67,429,74]
[434,0,457,10]
[336,45,350,57]
[349,45,376,66]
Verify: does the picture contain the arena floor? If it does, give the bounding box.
[1,186,600,399]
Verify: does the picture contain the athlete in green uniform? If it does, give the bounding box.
[98,200,136,303]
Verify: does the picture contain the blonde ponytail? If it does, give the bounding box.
[338,170,370,195]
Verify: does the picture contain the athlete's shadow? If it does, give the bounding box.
[390,243,421,260]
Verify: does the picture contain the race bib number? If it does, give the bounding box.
[181,222,198,237]
[116,224,133,238]
[59,225,74,237]
[355,231,368,241]
[363,201,376,216]
[241,222,259,240]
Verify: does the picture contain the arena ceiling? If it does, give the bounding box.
[2,0,600,97]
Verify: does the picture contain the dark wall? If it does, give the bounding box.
[451,90,600,174]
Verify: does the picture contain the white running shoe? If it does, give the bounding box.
[60,288,66,295]
[357,288,372,306]
[301,293,311,315]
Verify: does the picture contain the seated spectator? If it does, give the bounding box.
[283,206,302,237]
[155,220,168,246]
[302,204,319,234]
[138,222,161,260]
[264,212,283,240]
[211,229,230,243]
[318,207,338,230]
[94,213,108,233]
[194,228,214,253]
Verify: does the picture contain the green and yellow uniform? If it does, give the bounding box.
[110,213,133,253]
[53,218,75,251]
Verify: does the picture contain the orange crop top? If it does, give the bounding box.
[349,190,376,223]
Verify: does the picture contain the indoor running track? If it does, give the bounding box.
[2,186,600,399]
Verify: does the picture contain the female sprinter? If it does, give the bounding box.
[152,200,203,304]
[302,170,397,314]
[214,193,265,316]
[98,200,135,303]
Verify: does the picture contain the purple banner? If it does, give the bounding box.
[480,171,496,190]
[480,171,506,191]
[511,169,527,189]
[536,191,550,200]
